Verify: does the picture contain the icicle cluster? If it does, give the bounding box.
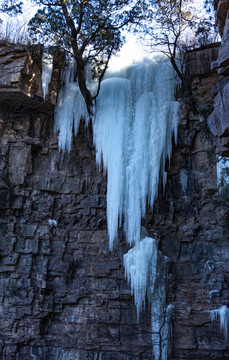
[42,52,53,99]
[54,63,90,152]
[210,305,229,339]
[55,57,180,249]
[94,60,179,249]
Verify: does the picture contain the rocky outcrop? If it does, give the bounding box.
[0,43,229,360]
[208,1,229,155]
[185,45,219,104]
[0,44,64,110]
[214,0,229,36]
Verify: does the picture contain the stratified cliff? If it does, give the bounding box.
[0,22,229,360]
[208,0,229,156]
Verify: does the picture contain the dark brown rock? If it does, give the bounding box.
[207,3,229,154]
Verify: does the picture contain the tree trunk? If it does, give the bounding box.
[76,60,94,115]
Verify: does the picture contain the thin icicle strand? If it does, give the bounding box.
[42,52,53,99]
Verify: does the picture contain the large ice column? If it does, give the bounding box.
[93,77,131,249]
[124,237,173,360]
[94,59,180,249]
[55,59,179,245]
[42,52,53,99]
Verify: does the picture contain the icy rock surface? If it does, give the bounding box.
[42,52,53,99]
[55,57,180,249]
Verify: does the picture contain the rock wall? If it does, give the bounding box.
[0,42,229,360]
[208,0,229,156]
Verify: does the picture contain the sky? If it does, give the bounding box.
[0,0,217,69]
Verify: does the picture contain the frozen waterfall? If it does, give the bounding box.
[55,57,180,249]
[54,56,179,360]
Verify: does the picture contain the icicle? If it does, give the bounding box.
[124,237,173,360]
[210,305,229,339]
[93,77,131,250]
[42,52,53,99]
[123,237,158,319]
[54,62,94,152]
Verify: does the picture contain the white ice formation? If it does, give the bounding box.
[210,305,229,339]
[55,62,93,152]
[55,57,180,249]
[124,237,173,360]
[54,55,180,359]
[42,52,53,99]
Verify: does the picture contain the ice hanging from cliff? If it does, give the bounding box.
[55,56,180,248]
[210,305,229,339]
[124,237,158,320]
[55,54,179,360]
[94,59,180,249]
[42,52,53,99]
[55,62,94,152]
[124,237,174,360]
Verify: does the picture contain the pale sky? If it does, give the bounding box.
[1,0,216,68]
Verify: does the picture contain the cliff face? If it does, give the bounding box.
[0,41,229,360]
[208,0,229,155]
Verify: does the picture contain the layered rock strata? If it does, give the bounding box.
[208,0,229,155]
